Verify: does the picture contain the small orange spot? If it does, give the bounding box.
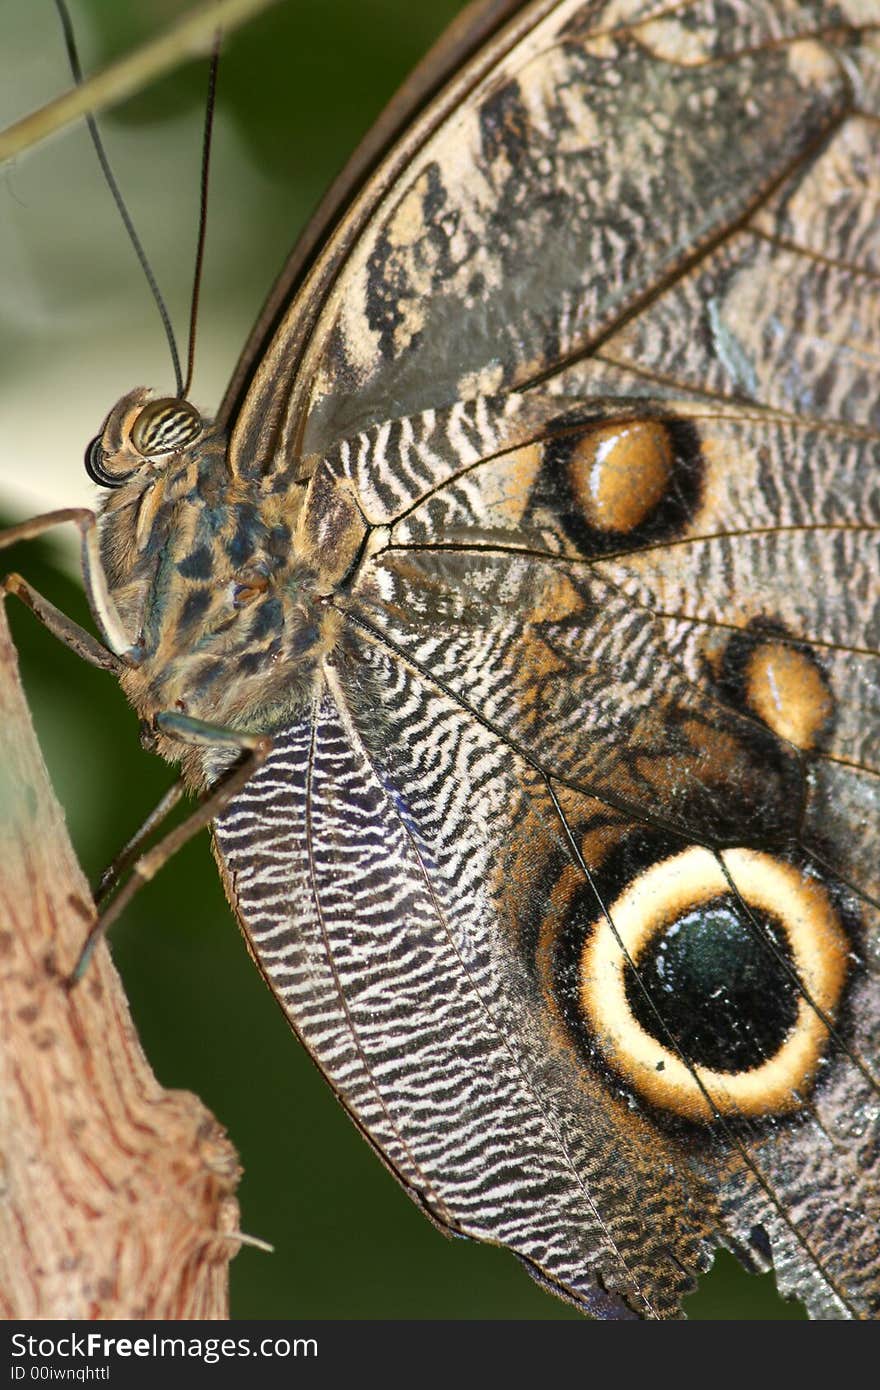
[569,421,673,532]
[745,642,833,750]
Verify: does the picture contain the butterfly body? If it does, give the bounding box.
[32,0,880,1318]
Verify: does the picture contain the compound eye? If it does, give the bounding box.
[130,398,202,456]
[84,434,135,489]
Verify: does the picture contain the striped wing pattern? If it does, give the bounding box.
[213,0,880,1317]
[217,690,691,1319]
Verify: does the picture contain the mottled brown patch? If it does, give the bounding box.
[480,79,531,175]
[744,642,833,750]
[482,441,544,527]
[568,421,673,533]
[524,787,627,1018]
[298,467,367,586]
[676,716,741,784]
[506,572,583,723]
[527,570,583,627]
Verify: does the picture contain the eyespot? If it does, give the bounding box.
[577,847,850,1122]
[741,639,833,751]
[568,421,673,532]
[130,398,203,457]
[84,434,136,489]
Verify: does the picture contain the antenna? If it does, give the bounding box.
[53,0,186,396]
[181,36,221,400]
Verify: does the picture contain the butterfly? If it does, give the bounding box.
[4,0,879,1320]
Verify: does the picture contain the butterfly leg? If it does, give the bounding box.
[94,782,186,905]
[0,509,137,660]
[70,711,272,984]
[1,572,123,673]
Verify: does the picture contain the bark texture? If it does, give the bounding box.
[0,603,241,1319]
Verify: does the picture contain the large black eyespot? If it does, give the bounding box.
[84,435,135,489]
[624,899,799,1073]
[574,847,850,1122]
[130,398,202,456]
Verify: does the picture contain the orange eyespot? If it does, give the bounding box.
[130,398,203,457]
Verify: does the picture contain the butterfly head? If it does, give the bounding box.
[85,387,205,489]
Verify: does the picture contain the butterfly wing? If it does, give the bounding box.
[214,0,880,1317]
[227,0,877,459]
[217,0,527,432]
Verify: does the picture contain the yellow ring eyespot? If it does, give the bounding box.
[578,847,849,1122]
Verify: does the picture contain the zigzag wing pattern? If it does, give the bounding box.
[214,685,717,1318]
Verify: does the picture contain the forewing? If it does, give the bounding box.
[229,0,878,474]
[218,0,527,432]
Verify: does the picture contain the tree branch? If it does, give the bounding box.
[0,602,241,1319]
[0,0,286,164]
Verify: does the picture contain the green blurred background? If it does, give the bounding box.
[0,0,805,1320]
